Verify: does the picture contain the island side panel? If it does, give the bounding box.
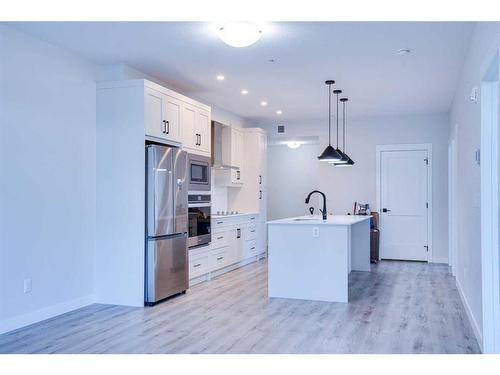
[350,219,371,272]
[268,224,349,303]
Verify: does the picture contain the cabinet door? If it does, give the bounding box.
[144,88,165,139]
[164,95,181,142]
[196,109,211,154]
[181,104,197,150]
[258,132,267,187]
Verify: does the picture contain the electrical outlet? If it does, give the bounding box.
[23,278,32,294]
[312,227,320,238]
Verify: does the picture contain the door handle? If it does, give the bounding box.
[259,190,262,199]
[382,208,391,213]
[237,228,241,238]
[199,134,202,146]
[162,120,168,134]
[259,175,262,184]
[195,133,199,145]
[237,170,241,180]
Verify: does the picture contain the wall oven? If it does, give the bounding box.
[188,153,211,191]
[188,194,211,248]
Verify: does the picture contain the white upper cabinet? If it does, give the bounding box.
[144,88,181,143]
[180,104,197,149]
[221,126,245,170]
[140,80,210,156]
[180,103,211,156]
[196,109,211,155]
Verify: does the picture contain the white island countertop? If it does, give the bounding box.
[267,214,371,226]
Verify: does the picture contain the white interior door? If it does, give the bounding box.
[379,149,429,261]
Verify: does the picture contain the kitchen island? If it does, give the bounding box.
[267,215,371,303]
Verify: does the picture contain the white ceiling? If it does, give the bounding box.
[10,22,474,124]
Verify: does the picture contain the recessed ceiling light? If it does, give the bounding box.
[216,75,225,81]
[260,101,268,106]
[241,89,249,95]
[276,110,282,115]
[397,48,411,56]
[218,22,262,48]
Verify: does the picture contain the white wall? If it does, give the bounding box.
[261,112,449,263]
[0,25,97,333]
[267,143,320,220]
[449,22,500,349]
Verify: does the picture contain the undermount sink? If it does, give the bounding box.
[293,218,320,221]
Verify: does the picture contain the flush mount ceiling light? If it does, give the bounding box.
[318,80,342,162]
[241,89,249,95]
[276,110,282,115]
[216,75,225,81]
[260,101,268,106]
[286,141,302,149]
[218,22,262,48]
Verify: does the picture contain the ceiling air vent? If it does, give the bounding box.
[277,125,285,134]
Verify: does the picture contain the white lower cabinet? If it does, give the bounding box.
[188,214,264,283]
[211,246,230,271]
[189,248,211,279]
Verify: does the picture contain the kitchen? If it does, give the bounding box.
[0,18,495,359]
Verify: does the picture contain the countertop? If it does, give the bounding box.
[212,212,259,219]
[267,215,371,226]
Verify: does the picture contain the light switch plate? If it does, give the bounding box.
[312,227,320,237]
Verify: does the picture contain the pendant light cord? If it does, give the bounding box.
[342,100,346,152]
[336,92,339,149]
[328,83,332,146]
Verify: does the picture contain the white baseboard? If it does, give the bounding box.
[0,294,95,335]
[431,257,449,264]
[456,277,483,352]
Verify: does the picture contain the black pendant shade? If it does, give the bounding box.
[335,97,355,167]
[332,89,348,164]
[318,80,342,162]
[318,144,342,161]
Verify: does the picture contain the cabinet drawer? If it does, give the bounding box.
[246,222,258,240]
[211,230,229,249]
[244,239,258,259]
[211,247,230,271]
[189,252,210,279]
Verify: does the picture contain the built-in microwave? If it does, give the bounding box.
[188,153,211,191]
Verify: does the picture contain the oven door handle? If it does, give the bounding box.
[188,203,212,208]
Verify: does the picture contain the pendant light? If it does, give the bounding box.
[335,97,355,167]
[332,89,349,164]
[317,80,342,162]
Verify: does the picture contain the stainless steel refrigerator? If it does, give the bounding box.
[145,144,188,305]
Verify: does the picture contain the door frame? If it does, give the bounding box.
[448,127,458,276]
[480,48,500,353]
[376,143,433,262]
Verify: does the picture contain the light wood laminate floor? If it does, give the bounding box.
[0,260,480,354]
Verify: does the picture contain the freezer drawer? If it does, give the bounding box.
[146,234,188,304]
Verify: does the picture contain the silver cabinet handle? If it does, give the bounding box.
[216,221,223,224]
[217,256,223,261]
[193,263,201,268]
